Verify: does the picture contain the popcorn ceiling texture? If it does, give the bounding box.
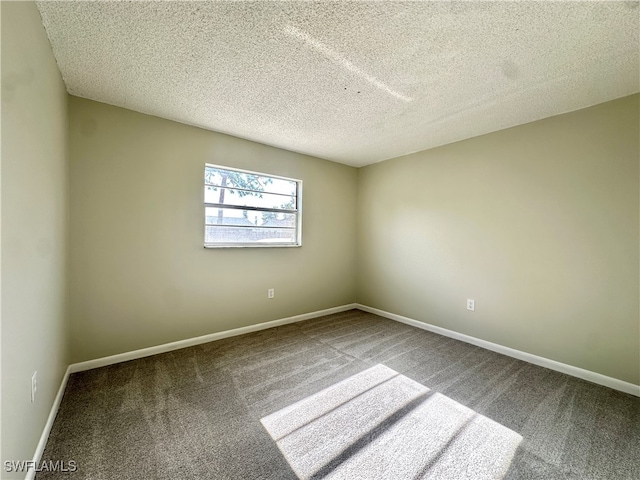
[36,1,639,167]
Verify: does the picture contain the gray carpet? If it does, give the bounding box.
[37,309,639,479]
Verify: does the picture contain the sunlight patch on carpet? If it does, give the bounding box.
[261,364,522,479]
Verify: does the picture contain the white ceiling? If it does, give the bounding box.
[36,1,639,167]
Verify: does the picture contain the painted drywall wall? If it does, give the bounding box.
[68,97,357,362]
[1,1,70,475]
[357,94,640,385]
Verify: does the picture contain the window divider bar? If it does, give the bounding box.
[205,203,298,214]
[204,183,296,198]
[205,224,296,230]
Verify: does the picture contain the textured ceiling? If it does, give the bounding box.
[36,1,639,167]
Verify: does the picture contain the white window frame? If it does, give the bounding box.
[204,163,302,248]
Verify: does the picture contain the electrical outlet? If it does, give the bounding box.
[268,288,275,299]
[31,371,38,402]
[467,299,475,311]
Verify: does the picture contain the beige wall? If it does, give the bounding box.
[357,95,640,385]
[68,97,358,363]
[1,1,70,475]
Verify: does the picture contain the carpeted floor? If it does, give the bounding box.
[37,309,639,479]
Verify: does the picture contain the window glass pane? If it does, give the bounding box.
[205,207,296,228]
[205,226,296,245]
[204,164,301,247]
[205,186,295,210]
[204,166,297,196]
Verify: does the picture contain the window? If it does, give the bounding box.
[204,164,302,247]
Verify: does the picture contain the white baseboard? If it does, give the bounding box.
[27,365,72,480]
[69,304,358,373]
[356,304,640,397]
